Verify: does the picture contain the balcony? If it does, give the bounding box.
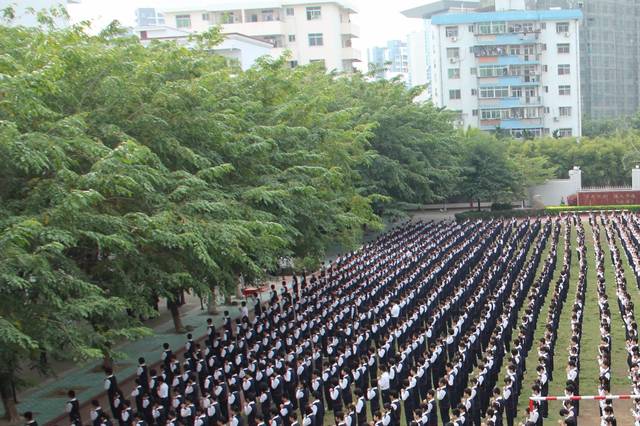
[222,20,285,37]
[342,47,362,61]
[478,75,541,86]
[479,97,542,108]
[475,33,539,46]
[341,22,360,38]
[480,117,543,129]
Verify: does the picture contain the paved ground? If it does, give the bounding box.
[0,293,258,425]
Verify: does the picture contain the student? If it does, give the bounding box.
[66,389,81,425]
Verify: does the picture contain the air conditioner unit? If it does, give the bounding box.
[564,32,570,37]
[553,116,560,122]
[449,57,457,63]
[450,36,457,42]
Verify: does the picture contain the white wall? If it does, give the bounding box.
[217,37,273,70]
[528,167,582,206]
[407,30,429,89]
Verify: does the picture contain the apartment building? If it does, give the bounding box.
[161,1,360,72]
[405,0,582,138]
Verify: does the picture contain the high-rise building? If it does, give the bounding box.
[135,8,165,27]
[526,0,640,120]
[367,46,387,78]
[403,2,582,138]
[406,30,431,89]
[0,0,80,27]
[367,40,409,82]
[160,1,360,72]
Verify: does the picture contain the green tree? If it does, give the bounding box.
[459,130,520,210]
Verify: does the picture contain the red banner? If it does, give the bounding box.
[575,190,640,206]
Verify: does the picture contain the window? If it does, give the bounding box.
[558,128,573,137]
[286,7,295,16]
[308,33,323,46]
[542,65,548,72]
[289,60,298,68]
[221,12,236,23]
[288,35,296,42]
[449,89,461,100]
[558,64,570,75]
[559,85,571,95]
[310,59,325,69]
[262,9,275,21]
[471,89,477,95]
[559,106,572,116]
[544,86,549,93]
[512,87,522,98]
[176,14,191,28]
[448,68,460,79]
[556,22,569,33]
[470,67,477,75]
[481,109,506,120]
[306,6,321,20]
[468,25,475,33]
[446,47,460,59]
[202,13,210,21]
[472,109,478,116]
[510,47,520,55]
[445,26,459,37]
[541,23,546,29]
[491,21,506,33]
[557,43,570,53]
[544,107,550,113]
[479,23,491,34]
[479,86,509,98]
[495,86,509,97]
[541,43,547,51]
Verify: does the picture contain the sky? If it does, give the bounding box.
[66,0,428,52]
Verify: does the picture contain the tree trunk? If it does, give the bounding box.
[102,350,114,371]
[477,199,481,211]
[0,378,19,422]
[224,294,232,305]
[207,289,218,315]
[168,299,185,333]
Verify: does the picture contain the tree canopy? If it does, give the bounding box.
[0,19,473,419]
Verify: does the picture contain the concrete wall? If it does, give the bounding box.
[528,166,581,206]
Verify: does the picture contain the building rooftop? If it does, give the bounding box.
[431,8,582,24]
[401,1,481,19]
[162,0,357,14]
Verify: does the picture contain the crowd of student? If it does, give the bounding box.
[26,214,640,426]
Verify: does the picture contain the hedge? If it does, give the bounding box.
[455,205,640,221]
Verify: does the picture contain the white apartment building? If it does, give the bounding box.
[137,26,274,71]
[161,1,360,72]
[430,8,583,137]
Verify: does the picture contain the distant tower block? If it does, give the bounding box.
[633,165,640,190]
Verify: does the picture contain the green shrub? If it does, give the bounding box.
[491,202,514,211]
